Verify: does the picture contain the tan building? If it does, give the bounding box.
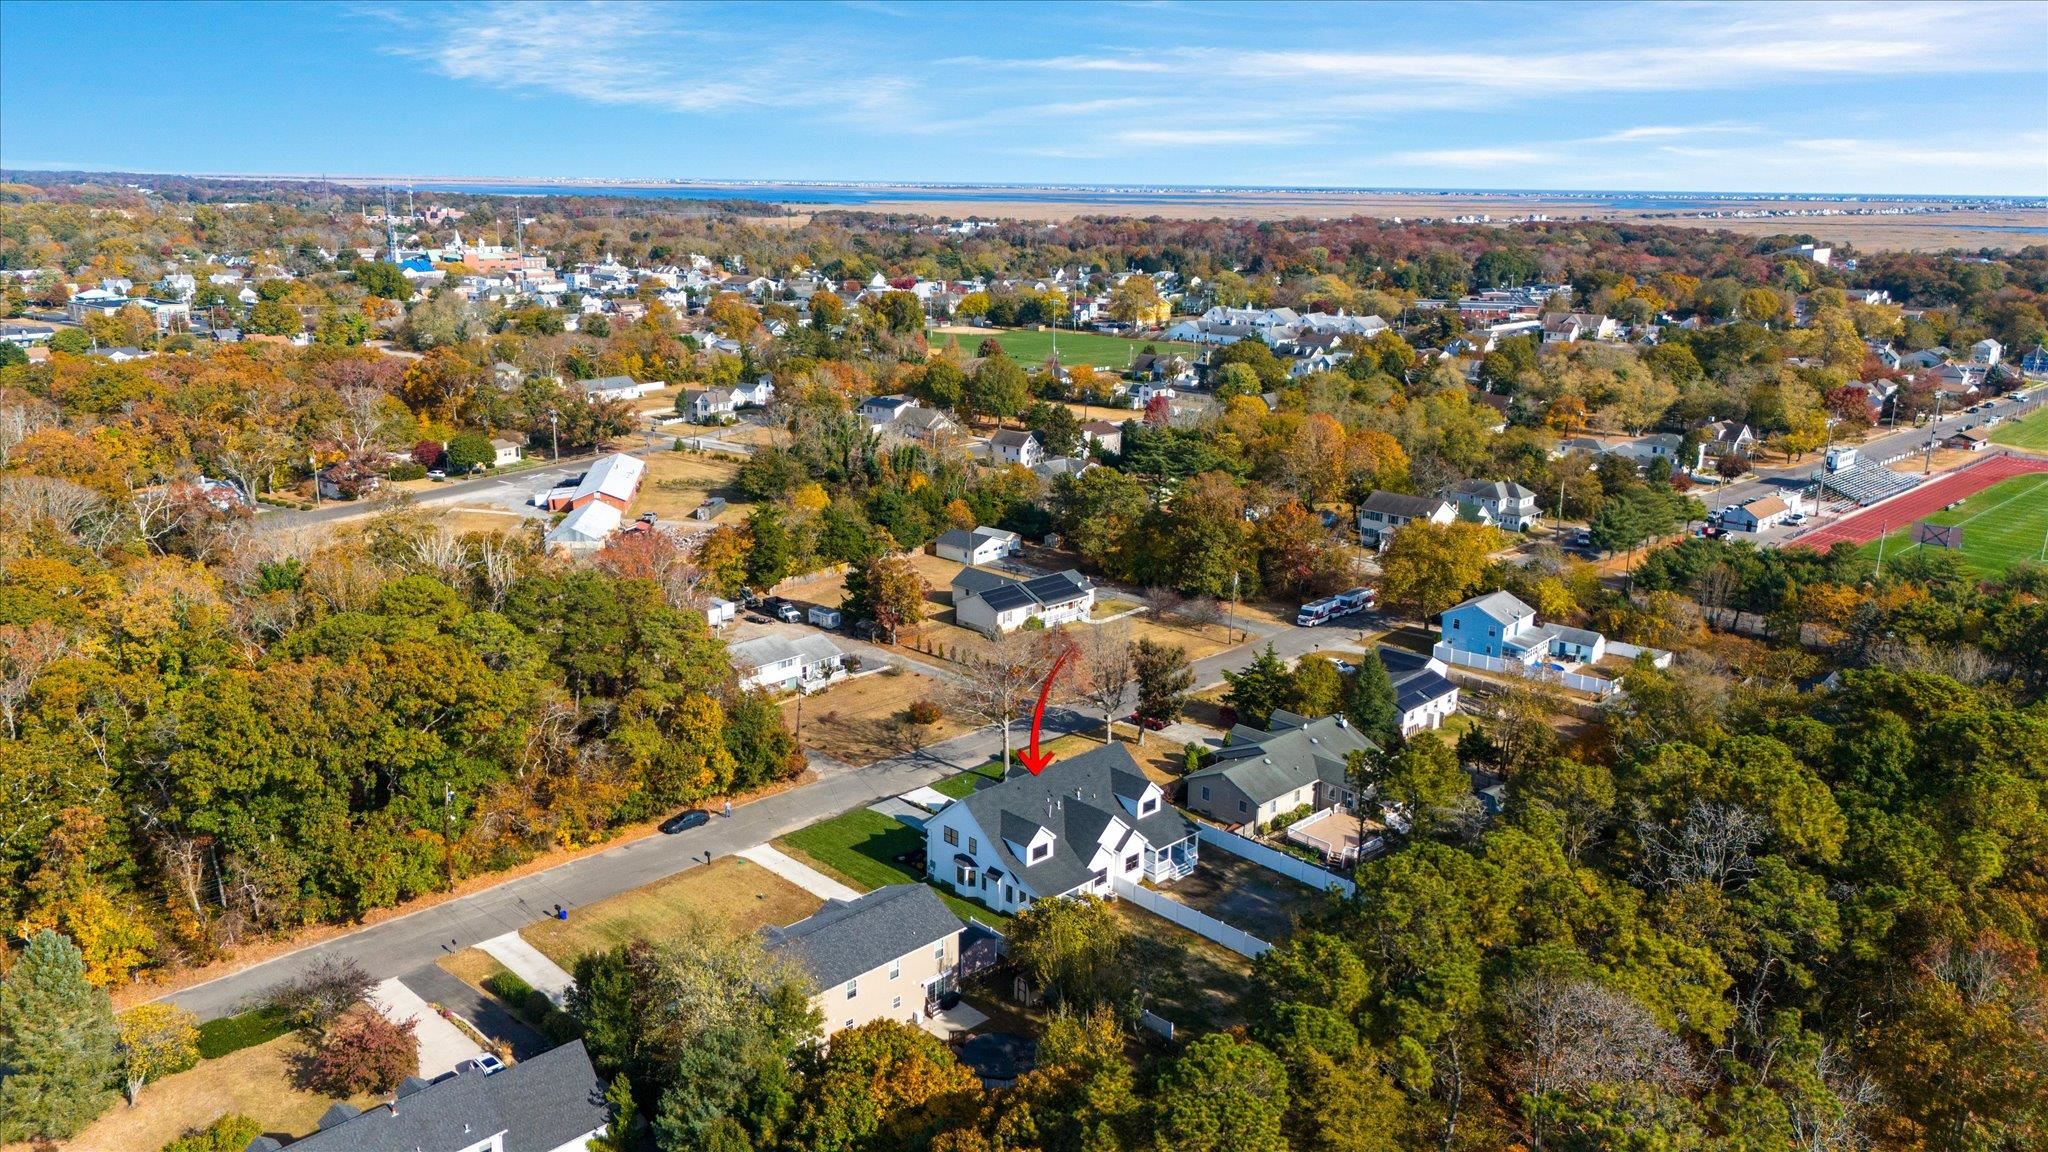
[764,884,966,1037]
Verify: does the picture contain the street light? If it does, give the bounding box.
[547,407,560,460]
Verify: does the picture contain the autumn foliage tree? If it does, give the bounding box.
[307,1011,419,1095]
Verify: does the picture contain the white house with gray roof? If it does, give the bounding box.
[730,633,847,693]
[1185,710,1379,828]
[1444,479,1540,531]
[267,1039,607,1152]
[1356,490,1456,551]
[935,525,1021,566]
[923,744,1197,915]
[763,884,966,1037]
[950,568,1093,636]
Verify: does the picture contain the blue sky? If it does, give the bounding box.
[4,0,2045,194]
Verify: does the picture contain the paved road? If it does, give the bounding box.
[159,704,1098,1022]
[1702,389,2045,514]
[156,599,1360,1024]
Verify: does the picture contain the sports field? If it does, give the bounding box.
[1991,404,2048,452]
[1856,473,2048,577]
[932,327,1201,368]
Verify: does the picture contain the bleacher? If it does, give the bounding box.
[1821,463,1923,506]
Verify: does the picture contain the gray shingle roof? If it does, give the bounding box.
[1191,712,1379,805]
[951,744,1192,897]
[762,884,965,990]
[282,1040,606,1152]
[1360,490,1451,520]
[1456,589,1536,626]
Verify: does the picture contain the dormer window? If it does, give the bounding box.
[1138,797,1157,816]
[1030,842,1050,862]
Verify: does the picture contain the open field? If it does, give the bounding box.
[33,1034,379,1152]
[784,668,975,764]
[520,855,822,969]
[1992,405,2048,452]
[930,326,1200,367]
[631,449,747,523]
[1853,473,2048,578]
[854,195,2046,251]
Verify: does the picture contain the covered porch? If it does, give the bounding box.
[1142,835,1198,882]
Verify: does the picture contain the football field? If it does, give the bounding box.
[1858,472,2048,577]
[1990,404,2048,452]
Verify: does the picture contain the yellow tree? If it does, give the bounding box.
[1378,520,1504,619]
[118,1004,199,1104]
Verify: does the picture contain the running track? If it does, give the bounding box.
[1789,452,2048,551]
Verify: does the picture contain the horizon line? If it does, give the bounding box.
[3,164,2042,203]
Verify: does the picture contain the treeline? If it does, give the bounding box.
[0,501,799,988]
[547,649,2048,1152]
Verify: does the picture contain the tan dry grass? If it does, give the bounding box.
[520,855,822,969]
[785,670,974,764]
[631,451,747,523]
[33,1035,380,1152]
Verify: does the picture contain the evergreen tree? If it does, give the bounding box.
[1345,651,1401,748]
[1223,643,1292,728]
[0,931,120,1141]
[744,505,793,591]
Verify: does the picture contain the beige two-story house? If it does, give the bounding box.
[763,884,967,1037]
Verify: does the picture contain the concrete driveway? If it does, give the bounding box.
[367,977,487,1077]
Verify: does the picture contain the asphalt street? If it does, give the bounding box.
[154,593,1372,1023]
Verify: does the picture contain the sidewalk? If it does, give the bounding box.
[476,931,576,1006]
[735,844,862,901]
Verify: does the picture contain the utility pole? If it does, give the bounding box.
[442,786,456,892]
[548,407,560,460]
[1229,570,1241,644]
[1923,390,1946,474]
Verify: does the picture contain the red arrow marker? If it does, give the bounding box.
[1017,649,1072,775]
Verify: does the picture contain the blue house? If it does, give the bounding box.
[1439,590,1607,666]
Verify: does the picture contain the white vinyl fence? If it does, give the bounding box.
[1196,824,1358,898]
[1431,642,1619,698]
[1112,878,1271,958]
[1606,641,1674,669]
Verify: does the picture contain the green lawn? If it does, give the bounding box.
[1991,404,2048,452]
[934,767,1001,799]
[1857,473,2048,578]
[776,807,1012,927]
[932,327,1201,368]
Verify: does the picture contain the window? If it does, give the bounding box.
[1200,786,1211,802]
[943,826,958,847]
[967,837,978,855]
[1124,853,1140,872]
[844,1018,854,1030]
[1452,618,1461,630]
[892,996,902,1010]
[1092,869,1108,886]
[935,942,947,960]
[1004,885,1014,903]
[889,959,900,979]
[1139,798,1156,815]
[1238,799,1248,814]
[846,979,858,1000]
[955,862,974,886]
[1030,842,1049,862]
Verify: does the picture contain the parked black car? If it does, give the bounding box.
[660,809,710,834]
